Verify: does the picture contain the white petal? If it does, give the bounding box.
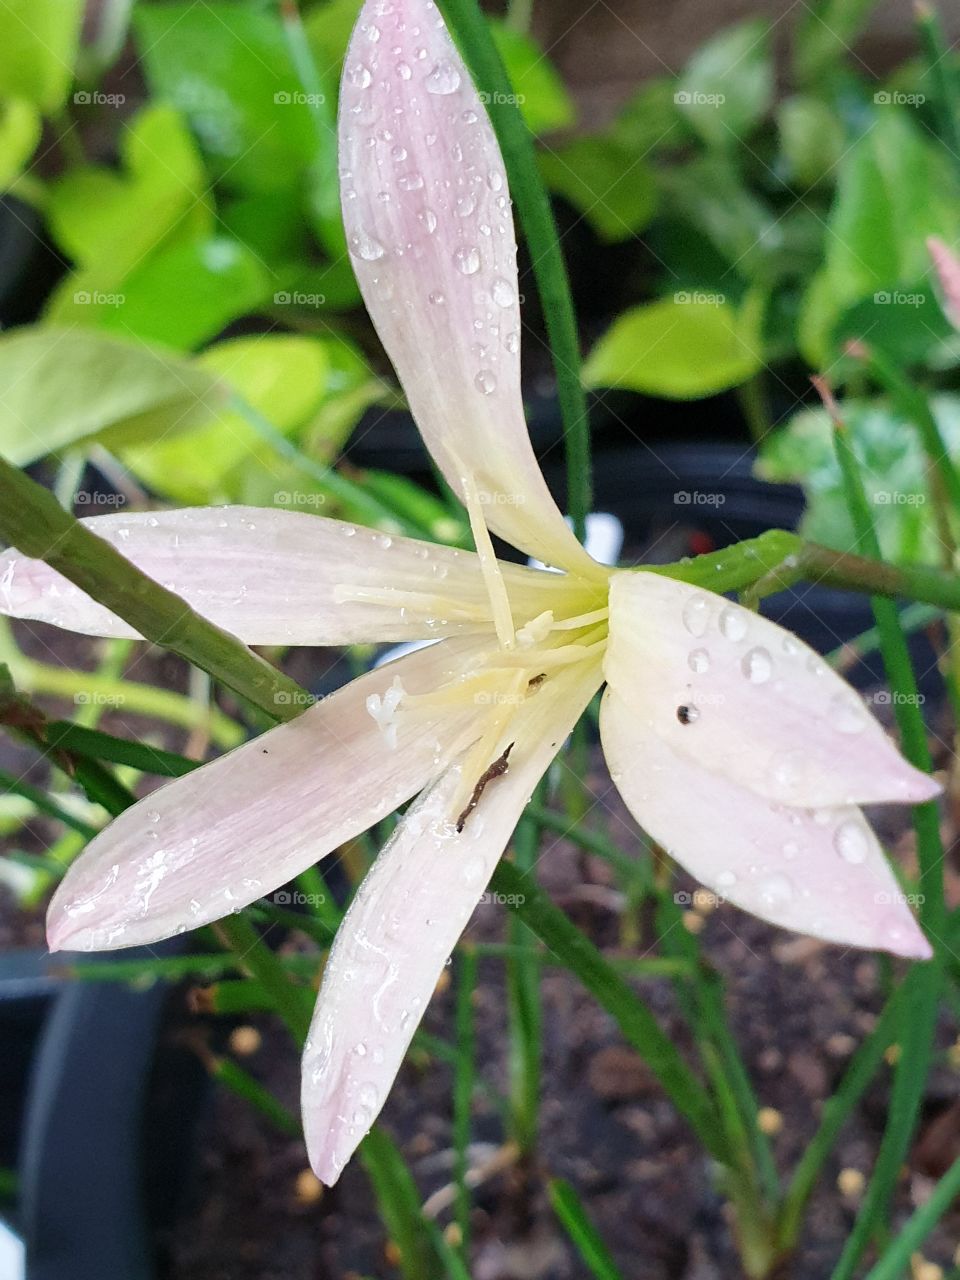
[0,506,585,644]
[302,654,602,1183]
[46,637,494,952]
[339,0,600,578]
[601,689,932,958]
[604,572,939,807]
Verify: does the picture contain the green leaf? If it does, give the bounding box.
[793,0,881,84]
[756,394,960,564]
[0,98,40,189]
[799,109,960,363]
[583,291,765,399]
[489,22,575,136]
[122,334,333,504]
[73,236,271,350]
[611,78,689,154]
[776,95,845,187]
[833,283,959,369]
[0,0,83,112]
[47,104,209,269]
[549,1180,625,1280]
[0,327,224,464]
[676,20,772,147]
[539,137,656,242]
[134,2,325,195]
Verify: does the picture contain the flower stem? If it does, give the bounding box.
[437,0,592,542]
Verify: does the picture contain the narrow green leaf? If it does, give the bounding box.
[490,861,727,1161]
[549,1179,625,1280]
[863,1153,960,1279]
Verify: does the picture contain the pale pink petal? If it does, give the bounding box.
[47,637,496,952]
[302,655,603,1183]
[605,572,939,808]
[600,689,931,959]
[928,236,960,331]
[338,0,600,578]
[0,506,581,644]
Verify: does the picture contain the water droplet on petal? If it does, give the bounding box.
[453,245,480,275]
[474,369,496,395]
[397,61,412,80]
[488,170,504,191]
[688,647,710,674]
[741,646,772,684]
[425,60,461,94]
[759,873,794,906]
[349,230,385,261]
[428,290,445,305]
[681,593,711,637]
[719,605,748,642]
[398,171,424,191]
[455,193,477,217]
[834,819,869,864]
[491,276,515,308]
[347,62,373,89]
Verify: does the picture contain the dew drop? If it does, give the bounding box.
[425,60,461,94]
[146,810,160,824]
[347,62,373,89]
[491,276,515,308]
[834,819,869,864]
[681,593,711,637]
[349,230,386,261]
[474,369,497,395]
[504,330,520,354]
[453,245,480,275]
[462,108,478,124]
[830,693,867,736]
[428,290,445,305]
[419,207,438,233]
[741,646,772,684]
[718,604,748,642]
[488,170,504,191]
[397,171,424,191]
[390,144,408,162]
[455,193,477,217]
[687,647,710,674]
[759,873,794,906]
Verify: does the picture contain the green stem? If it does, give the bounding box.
[215,915,313,1045]
[437,0,592,541]
[863,1153,960,1279]
[453,949,477,1258]
[915,1,960,178]
[491,861,728,1162]
[0,456,305,720]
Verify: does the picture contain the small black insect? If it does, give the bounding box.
[676,704,695,725]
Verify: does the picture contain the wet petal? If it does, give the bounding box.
[604,572,939,808]
[601,689,931,958]
[0,506,585,644]
[47,638,493,952]
[338,0,599,578]
[928,236,960,331]
[302,654,602,1183]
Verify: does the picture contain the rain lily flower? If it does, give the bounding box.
[0,0,939,1185]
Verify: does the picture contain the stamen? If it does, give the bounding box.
[456,460,516,651]
[549,606,609,631]
[516,611,554,647]
[365,676,407,749]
